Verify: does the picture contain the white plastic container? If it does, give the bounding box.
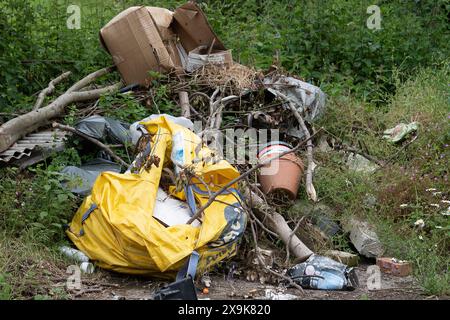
[59,246,89,263]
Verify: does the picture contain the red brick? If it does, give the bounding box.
[376,257,412,277]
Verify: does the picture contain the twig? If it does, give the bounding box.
[33,71,72,110]
[285,217,305,265]
[66,66,115,93]
[248,209,279,238]
[178,91,191,118]
[207,38,216,56]
[276,91,318,202]
[342,145,385,167]
[381,135,418,168]
[249,218,305,295]
[52,122,129,167]
[186,129,321,224]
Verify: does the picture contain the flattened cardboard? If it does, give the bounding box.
[173,2,226,53]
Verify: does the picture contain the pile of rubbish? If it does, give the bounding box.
[0,2,415,300]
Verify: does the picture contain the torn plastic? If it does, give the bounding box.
[383,122,418,143]
[186,46,233,72]
[287,254,359,291]
[130,114,194,146]
[264,75,326,139]
[60,158,121,195]
[66,116,247,277]
[346,153,379,173]
[75,115,131,145]
[153,188,200,227]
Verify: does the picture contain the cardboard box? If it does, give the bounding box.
[172,2,226,53]
[99,2,227,86]
[100,6,179,85]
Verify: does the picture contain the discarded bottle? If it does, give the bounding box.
[60,246,90,263]
[80,262,95,274]
[287,254,359,291]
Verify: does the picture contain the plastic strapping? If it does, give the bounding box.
[79,203,97,236]
[176,251,199,281]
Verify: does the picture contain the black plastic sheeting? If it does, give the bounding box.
[75,115,131,145]
[61,158,121,196]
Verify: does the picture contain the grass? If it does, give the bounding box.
[311,61,450,295]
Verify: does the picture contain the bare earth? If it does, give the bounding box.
[73,263,446,300]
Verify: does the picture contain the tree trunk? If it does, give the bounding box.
[0,82,122,153]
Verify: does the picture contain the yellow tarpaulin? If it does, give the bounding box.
[66,116,246,278]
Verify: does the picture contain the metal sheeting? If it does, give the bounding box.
[0,129,67,163]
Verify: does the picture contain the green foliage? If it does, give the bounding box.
[0,274,12,300]
[1,0,448,110]
[203,0,449,100]
[98,93,149,123]
[0,149,81,245]
[315,64,449,295]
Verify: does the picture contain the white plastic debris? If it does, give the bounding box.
[201,274,212,288]
[153,188,200,227]
[80,262,95,274]
[346,153,379,174]
[414,219,425,229]
[60,246,89,263]
[383,122,418,143]
[264,288,299,300]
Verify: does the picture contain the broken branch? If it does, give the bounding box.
[52,122,129,167]
[33,71,72,110]
[0,81,122,153]
[178,91,191,118]
[187,129,321,227]
[276,91,318,202]
[245,185,313,262]
[66,66,115,93]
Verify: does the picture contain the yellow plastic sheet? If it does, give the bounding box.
[66,116,246,278]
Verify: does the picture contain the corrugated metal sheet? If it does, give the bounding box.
[0,129,68,163]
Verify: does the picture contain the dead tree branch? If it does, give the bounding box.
[244,185,313,262]
[0,81,122,153]
[276,91,318,202]
[178,91,191,118]
[33,71,72,110]
[66,66,115,93]
[186,130,320,225]
[52,122,129,167]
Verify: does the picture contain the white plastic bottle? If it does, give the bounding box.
[59,246,89,263]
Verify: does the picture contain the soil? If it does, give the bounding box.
[71,262,446,300]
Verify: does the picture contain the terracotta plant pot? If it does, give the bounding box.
[257,142,304,200]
